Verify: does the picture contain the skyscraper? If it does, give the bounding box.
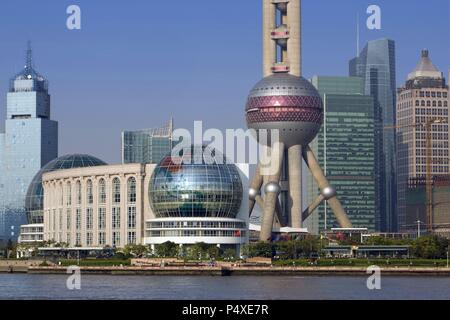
[397,49,449,232]
[121,118,173,164]
[350,38,397,232]
[307,76,377,233]
[0,43,58,241]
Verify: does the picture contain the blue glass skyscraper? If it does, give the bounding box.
[349,38,397,232]
[0,43,58,241]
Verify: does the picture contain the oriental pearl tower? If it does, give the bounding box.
[246,0,352,241]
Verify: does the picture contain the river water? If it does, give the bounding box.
[0,274,449,299]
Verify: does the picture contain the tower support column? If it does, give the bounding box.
[260,142,284,241]
[302,145,352,228]
[248,164,263,216]
[288,144,302,228]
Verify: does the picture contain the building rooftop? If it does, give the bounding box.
[10,42,48,92]
[25,154,107,223]
[407,49,443,80]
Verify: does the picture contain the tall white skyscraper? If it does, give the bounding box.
[0,43,58,241]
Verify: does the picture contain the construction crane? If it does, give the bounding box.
[385,117,447,232]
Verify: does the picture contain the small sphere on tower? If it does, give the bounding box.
[245,73,323,147]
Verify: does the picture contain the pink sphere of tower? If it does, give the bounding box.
[245,73,323,147]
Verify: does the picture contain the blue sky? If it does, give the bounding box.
[0,0,449,163]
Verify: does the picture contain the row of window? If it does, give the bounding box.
[49,177,137,207]
[415,100,448,107]
[415,165,449,173]
[147,221,247,229]
[418,91,448,98]
[20,234,44,241]
[398,91,450,100]
[415,157,450,166]
[413,124,448,132]
[59,231,136,247]
[46,206,137,232]
[415,140,449,148]
[147,230,246,237]
[415,132,449,140]
[416,149,449,157]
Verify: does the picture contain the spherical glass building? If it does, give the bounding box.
[148,146,243,218]
[25,154,107,224]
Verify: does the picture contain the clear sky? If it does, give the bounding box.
[0,0,449,164]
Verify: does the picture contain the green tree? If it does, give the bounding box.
[249,242,274,258]
[274,241,295,259]
[222,248,237,260]
[240,244,250,258]
[178,245,188,260]
[297,237,320,257]
[123,244,149,258]
[412,235,449,259]
[190,242,210,260]
[207,245,220,260]
[155,241,179,258]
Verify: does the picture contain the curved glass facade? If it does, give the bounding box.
[149,146,243,218]
[25,154,106,224]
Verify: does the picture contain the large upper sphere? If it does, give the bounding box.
[149,146,243,218]
[245,73,323,147]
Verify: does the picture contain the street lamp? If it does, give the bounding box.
[416,220,422,238]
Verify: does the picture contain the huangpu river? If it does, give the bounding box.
[0,274,449,299]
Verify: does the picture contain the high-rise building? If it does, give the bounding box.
[406,176,450,238]
[307,76,377,233]
[396,49,449,232]
[0,43,58,241]
[121,118,173,164]
[350,38,397,232]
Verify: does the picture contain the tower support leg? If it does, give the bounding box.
[288,144,302,228]
[260,142,284,241]
[249,164,263,217]
[253,193,284,229]
[302,145,352,228]
[302,194,325,221]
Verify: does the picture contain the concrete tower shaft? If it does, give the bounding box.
[263,0,301,77]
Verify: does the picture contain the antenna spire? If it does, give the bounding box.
[26,41,32,70]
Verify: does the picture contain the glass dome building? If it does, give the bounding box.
[149,146,243,218]
[146,146,248,250]
[25,154,107,224]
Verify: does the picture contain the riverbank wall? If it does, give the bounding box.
[14,265,450,276]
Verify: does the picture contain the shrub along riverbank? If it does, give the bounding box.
[272,258,449,267]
